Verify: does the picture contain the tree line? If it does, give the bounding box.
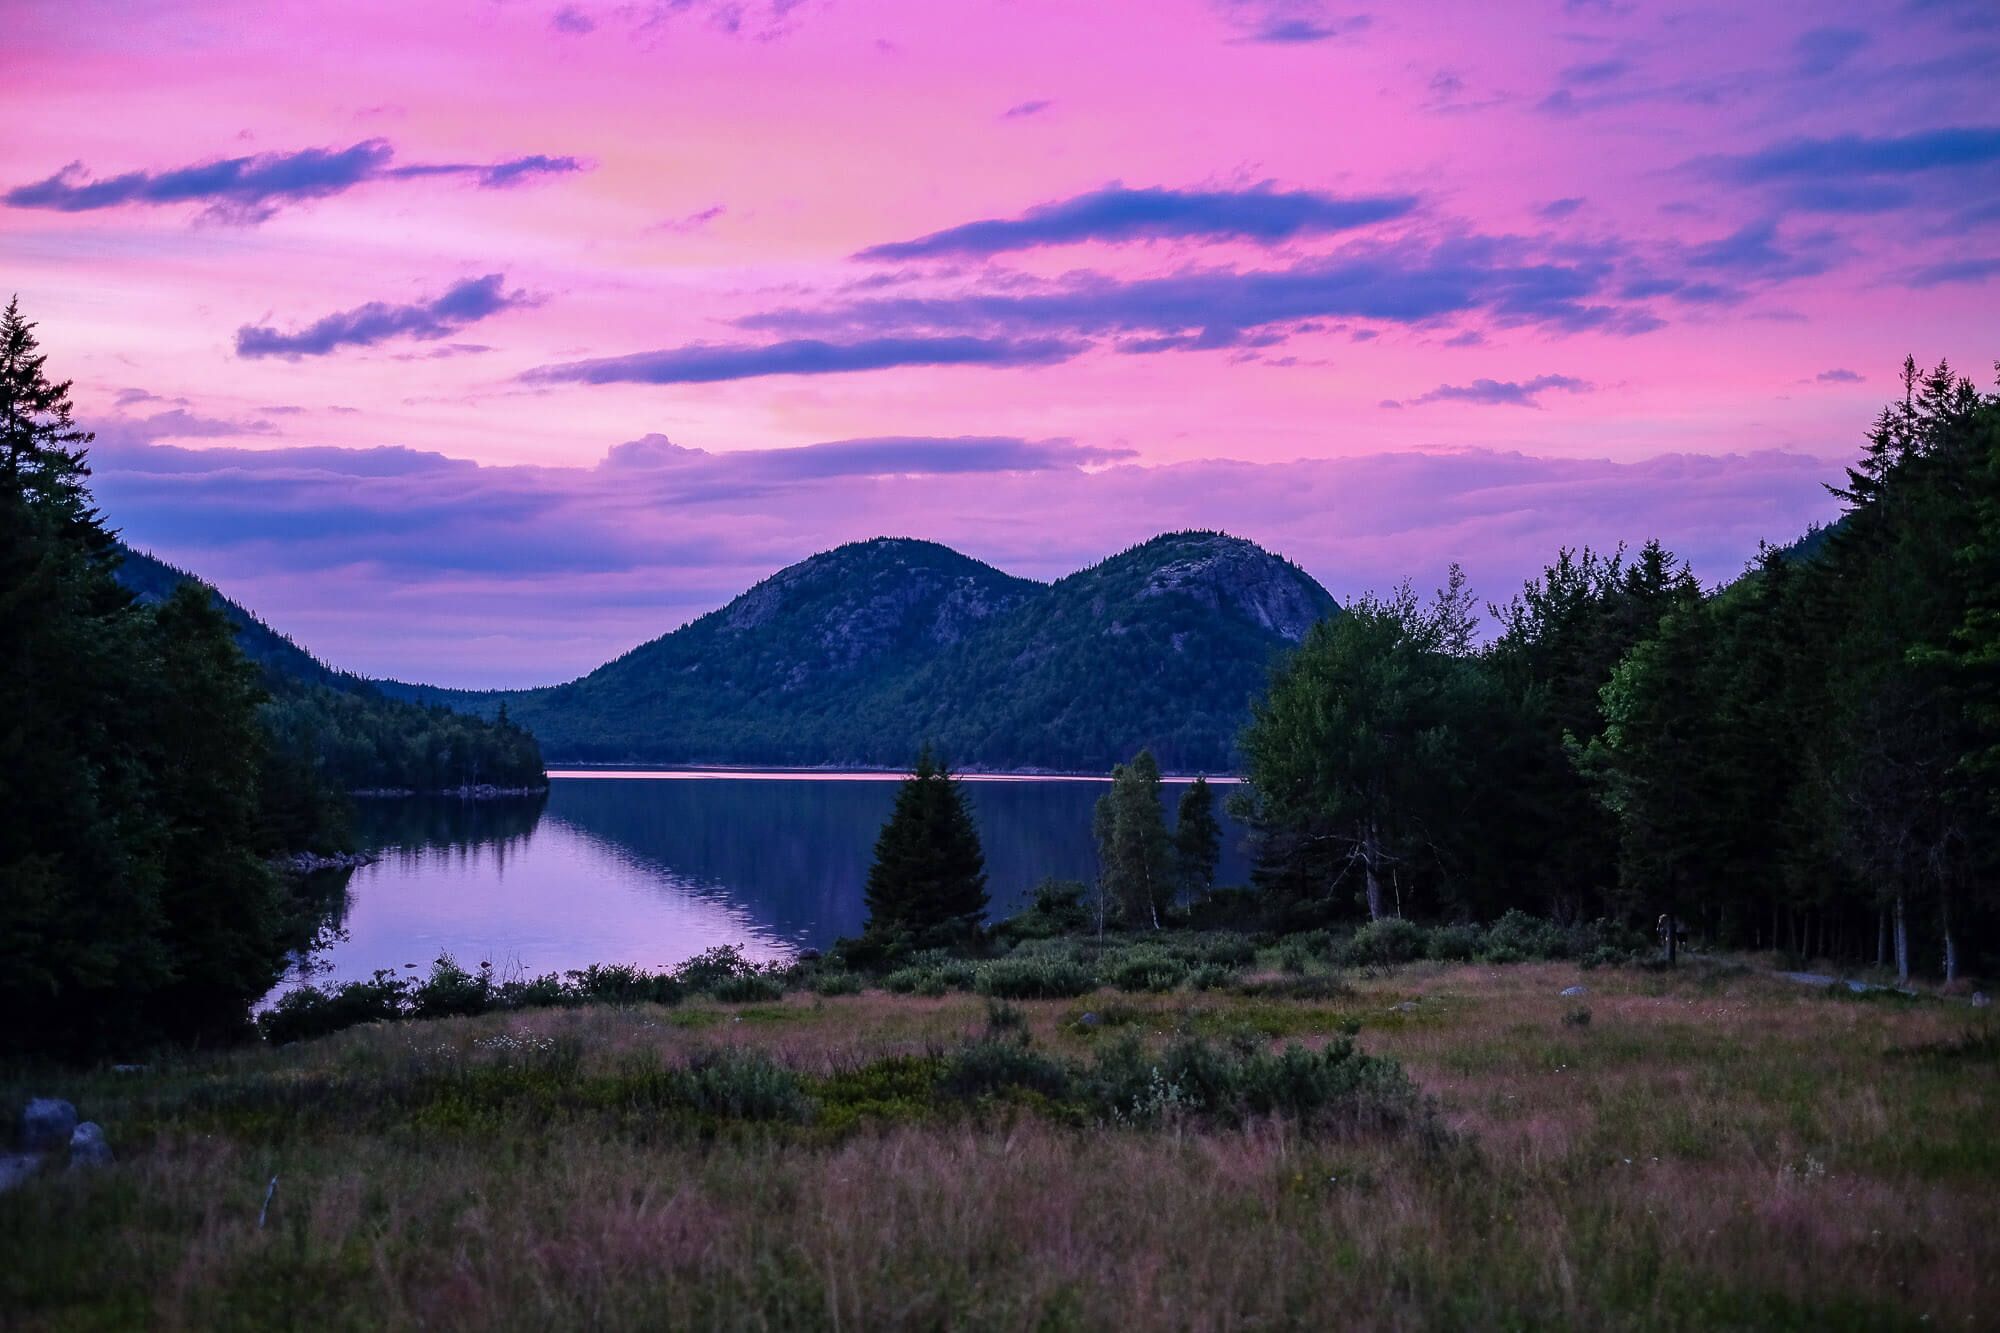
[0,298,546,1055]
[860,358,1998,984]
[1237,358,1998,981]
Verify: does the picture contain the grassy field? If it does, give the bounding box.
[3,959,1993,1331]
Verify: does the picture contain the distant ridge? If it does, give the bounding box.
[386,531,1339,772]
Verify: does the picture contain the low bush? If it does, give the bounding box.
[1104,947,1189,993]
[409,955,495,1021]
[1185,962,1238,991]
[669,1049,814,1122]
[975,957,1099,1000]
[711,973,786,1004]
[1424,924,1481,962]
[258,970,407,1044]
[809,970,864,996]
[1343,919,1427,967]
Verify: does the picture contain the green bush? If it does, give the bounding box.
[1185,962,1238,991]
[810,970,864,996]
[257,971,407,1043]
[409,955,494,1020]
[669,1050,813,1122]
[711,973,786,1004]
[975,957,1099,999]
[1480,910,1570,962]
[1344,918,1427,966]
[1423,924,1481,962]
[1104,947,1189,993]
[940,1037,1072,1101]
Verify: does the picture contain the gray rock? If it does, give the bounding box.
[66,1122,112,1169]
[1846,979,1870,994]
[1973,992,1991,1009]
[1078,1012,1102,1028]
[1560,985,1588,997]
[0,1152,41,1193]
[19,1098,77,1152]
[111,1064,146,1075]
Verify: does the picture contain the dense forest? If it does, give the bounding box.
[394,530,1337,771]
[0,299,544,1054]
[1235,358,2000,982]
[116,546,546,821]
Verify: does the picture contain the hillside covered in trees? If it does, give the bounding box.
[390,531,1338,771]
[1234,358,2000,983]
[116,545,545,813]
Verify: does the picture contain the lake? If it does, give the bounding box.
[286,771,1252,987]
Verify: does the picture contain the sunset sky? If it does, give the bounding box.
[7,0,1996,686]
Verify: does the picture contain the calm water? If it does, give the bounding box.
[288,773,1250,986]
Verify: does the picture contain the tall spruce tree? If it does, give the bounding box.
[1173,775,1222,905]
[862,745,988,945]
[0,298,298,1053]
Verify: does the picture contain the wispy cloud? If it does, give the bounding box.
[1698,126,2000,183]
[236,275,538,359]
[1000,99,1053,120]
[856,184,1417,260]
[1401,373,1595,407]
[4,139,584,223]
[1905,255,2000,286]
[521,335,1084,385]
[1213,1,1372,43]
[1816,368,1862,383]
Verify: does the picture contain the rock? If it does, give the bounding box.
[1560,985,1588,997]
[1846,979,1870,994]
[0,1153,41,1193]
[1388,1001,1419,1014]
[1974,992,1991,1009]
[1078,1012,1102,1028]
[19,1098,77,1153]
[66,1122,112,1169]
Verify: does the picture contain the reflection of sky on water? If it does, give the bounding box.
[290,775,1251,987]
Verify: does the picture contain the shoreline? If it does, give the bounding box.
[542,765,1242,784]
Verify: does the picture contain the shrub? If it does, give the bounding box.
[669,1049,813,1122]
[1480,910,1569,962]
[1104,947,1188,993]
[711,973,786,1004]
[810,970,864,996]
[998,878,1094,939]
[940,1036,1072,1101]
[409,955,494,1021]
[1564,1006,1592,1027]
[1344,918,1426,967]
[674,944,758,991]
[1424,924,1481,962]
[257,971,407,1044]
[975,957,1098,1000]
[566,963,683,1006]
[1185,962,1238,991]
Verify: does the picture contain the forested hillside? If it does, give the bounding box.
[116,546,546,813]
[395,531,1338,771]
[1236,358,2000,982]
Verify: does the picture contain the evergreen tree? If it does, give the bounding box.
[862,745,988,945]
[1094,749,1171,928]
[1172,775,1222,904]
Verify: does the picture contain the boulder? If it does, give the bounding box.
[1560,985,1588,997]
[67,1122,112,1169]
[1078,1012,1102,1029]
[19,1098,77,1153]
[1974,992,1991,1009]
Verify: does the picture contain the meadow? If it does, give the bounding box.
[3,955,1992,1331]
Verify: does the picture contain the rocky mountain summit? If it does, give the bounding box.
[432,531,1339,771]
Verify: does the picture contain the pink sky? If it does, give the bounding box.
[5,0,1996,685]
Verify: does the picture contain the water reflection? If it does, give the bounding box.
[289,776,1249,987]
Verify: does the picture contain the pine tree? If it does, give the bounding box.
[1173,775,1222,904]
[1094,749,1171,928]
[862,745,988,945]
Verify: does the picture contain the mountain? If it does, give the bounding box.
[114,545,545,795]
[400,532,1338,772]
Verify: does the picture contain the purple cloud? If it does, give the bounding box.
[859,184,1416,260]
[1816,368,1862,383]
[5,140,583,223]
[1000,100,1054,120]
[235,274,537,359]
[1403,374,1595,408]
[521,335,1085,385]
